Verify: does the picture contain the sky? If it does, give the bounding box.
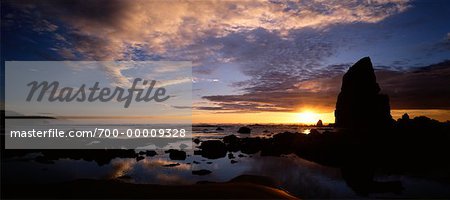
[4,61,192,124]
[1,0,450,124]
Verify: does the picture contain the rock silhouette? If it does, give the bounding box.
[335,57,393,130]
[237,126,251,134]
[316,120,323,127]
[165,149,186,160]
[198,140,227,159]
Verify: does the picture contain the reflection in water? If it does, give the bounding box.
[2,150,356,198]
[108,158,135,179]
[244,155,355,198]
[3,150,450,198]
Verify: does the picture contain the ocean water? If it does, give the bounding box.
[192,124,333,139]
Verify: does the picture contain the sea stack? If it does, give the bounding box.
[335,57,392,130]
[316,120,323,127]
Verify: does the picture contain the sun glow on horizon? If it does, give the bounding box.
[296,111,321,125]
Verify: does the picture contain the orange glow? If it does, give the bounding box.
[193,110,335,124]
[296,111,320,124]
[192,109,450,124]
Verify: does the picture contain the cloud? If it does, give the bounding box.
[32,19,58,33]
[205,28,339,93]
[200,60,450,112]
[171,105,191,109]
[377,60,450,109]
[3,0,410,87]
[155,77,192,88]
[423,32,450,54]
[201,75,342,112]
[6,0,410,60]
[4,0,420,108]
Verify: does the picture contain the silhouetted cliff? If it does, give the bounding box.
[335,57,393,130]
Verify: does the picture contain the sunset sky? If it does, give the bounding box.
[1,0,450,124]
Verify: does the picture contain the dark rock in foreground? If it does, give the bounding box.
[309,129,320,135]
[223,134,241,152]
[240,137,263,154]
[223,134,239,144]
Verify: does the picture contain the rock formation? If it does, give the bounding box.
[335,57,392,130]
[237,126,251,134]
[316,120,323,127]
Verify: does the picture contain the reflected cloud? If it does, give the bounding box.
[108,158,136,179]
[244,155,355,198]
[139,158,191,171]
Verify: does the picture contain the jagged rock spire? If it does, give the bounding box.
[335,57,392,130]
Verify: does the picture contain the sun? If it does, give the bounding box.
[296,111,320,124]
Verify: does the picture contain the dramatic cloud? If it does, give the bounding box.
[205,28,343,92]
[0,0,405,90]
[377,60,450,109]
[202,74,343,112]
[201,61,450,112]
[3,0,411,86]
[5,0,410,60]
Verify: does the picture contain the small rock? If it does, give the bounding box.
[237,126,251,134]
[193,138,201,144]
[163,163,180,167]
[223,134,241,152]
[136,156,145,162]
[145,150,157,157]
[198,140,227,159]
[316,120,323,127]
[165,149,187,160]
